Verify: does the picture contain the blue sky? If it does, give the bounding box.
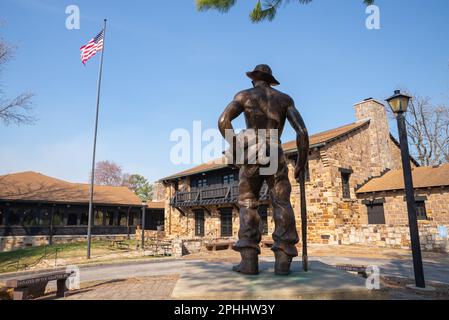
[1,0,448,184]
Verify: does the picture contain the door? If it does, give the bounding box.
[367,204,386,225]
[194,209,205,237]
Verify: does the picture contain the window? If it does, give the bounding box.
[80,211,89,225]
[53,209,64,226]
[131,210,141,227]
[223,174,235,185]
[415,201,427,220]
[94,210,104,226]
[147,211,165,230]
[118,211,127,226]
[220,208,233,237]
[258,206,269,236]
[197,178,208,188]
[0,207,4,226]
[67,213,78,226]
[341,171,351,199]
[194,210,205,237]
[367,204,386,225]
[8,209,22,225]
[106,210,115,226]
[23,209,39,226]
[40,208,51,226]
[129,211,134,226]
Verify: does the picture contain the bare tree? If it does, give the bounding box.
[389,91,449,166]
[94,161,126,186]
[0,27,35,126]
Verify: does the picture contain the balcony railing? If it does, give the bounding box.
[171,182,269,208]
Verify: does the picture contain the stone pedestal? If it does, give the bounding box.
[171,260,387,300]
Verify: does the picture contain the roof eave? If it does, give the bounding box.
[160,164,230,182]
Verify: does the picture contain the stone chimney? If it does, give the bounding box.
[354,98,393,177]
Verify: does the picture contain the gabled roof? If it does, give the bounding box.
[161,120,370,181]
[356,164,449,194]
[282,120,370,153]
[0,171,143,206]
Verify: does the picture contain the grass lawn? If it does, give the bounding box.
[0,240,142,274]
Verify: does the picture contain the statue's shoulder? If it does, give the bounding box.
[271,88,294,104]
[234,88,254,101]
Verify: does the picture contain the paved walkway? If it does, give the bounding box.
[63,275,178,300]
[1,245,448,300]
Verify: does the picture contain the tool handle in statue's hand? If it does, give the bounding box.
[298,170,308,272]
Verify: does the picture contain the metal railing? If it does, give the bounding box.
[0,246,60,273]
[171,182,269,207]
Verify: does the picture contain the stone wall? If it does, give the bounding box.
[330,223,449,253]
[0,234,133,252]
[152,182,166,202]
[354,99,394,176]
[172,238,203,257]
[135,229,165,239]
[164,205,241,239]
[289,118,404,244]
[357,188,449,226]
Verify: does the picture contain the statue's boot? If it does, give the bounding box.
[232,248,259,275]
[274,250,293,276]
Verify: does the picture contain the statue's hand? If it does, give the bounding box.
[295,161,307,182]
[224,146,242,170]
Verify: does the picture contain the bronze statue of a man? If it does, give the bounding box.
[218,64,309,275]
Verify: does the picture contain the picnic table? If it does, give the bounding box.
[110,240,130,250]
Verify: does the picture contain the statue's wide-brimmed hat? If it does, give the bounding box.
[246,64,280,86]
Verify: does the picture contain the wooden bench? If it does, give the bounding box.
[6,271,74,300]
[159,243,172,256]
[205,241,235,251]
[336,264,368,278]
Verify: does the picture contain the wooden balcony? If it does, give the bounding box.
[171,182,269,208]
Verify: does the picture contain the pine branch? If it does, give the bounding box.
[197,0,374,23]
[196,0,237,12]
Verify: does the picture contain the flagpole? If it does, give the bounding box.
[87,19,107,259]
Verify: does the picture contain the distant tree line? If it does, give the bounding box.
[93,160,154,201]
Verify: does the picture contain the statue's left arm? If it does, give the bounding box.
[286,100,310,181]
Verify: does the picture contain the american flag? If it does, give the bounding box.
[80,30,104,65]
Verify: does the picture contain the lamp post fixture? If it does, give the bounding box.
[386,90,426,288]
[141,200,147,251]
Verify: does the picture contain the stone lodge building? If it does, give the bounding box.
[160,98,449,253]
[0,172,165,251]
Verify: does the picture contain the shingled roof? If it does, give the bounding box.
[162,120,370,181]
[0,171,145,207]
[357,164,449,194]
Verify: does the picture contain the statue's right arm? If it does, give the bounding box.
[218,94,244,144]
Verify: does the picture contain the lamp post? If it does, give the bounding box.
[141,200,147,251]
[386,90,425,288]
